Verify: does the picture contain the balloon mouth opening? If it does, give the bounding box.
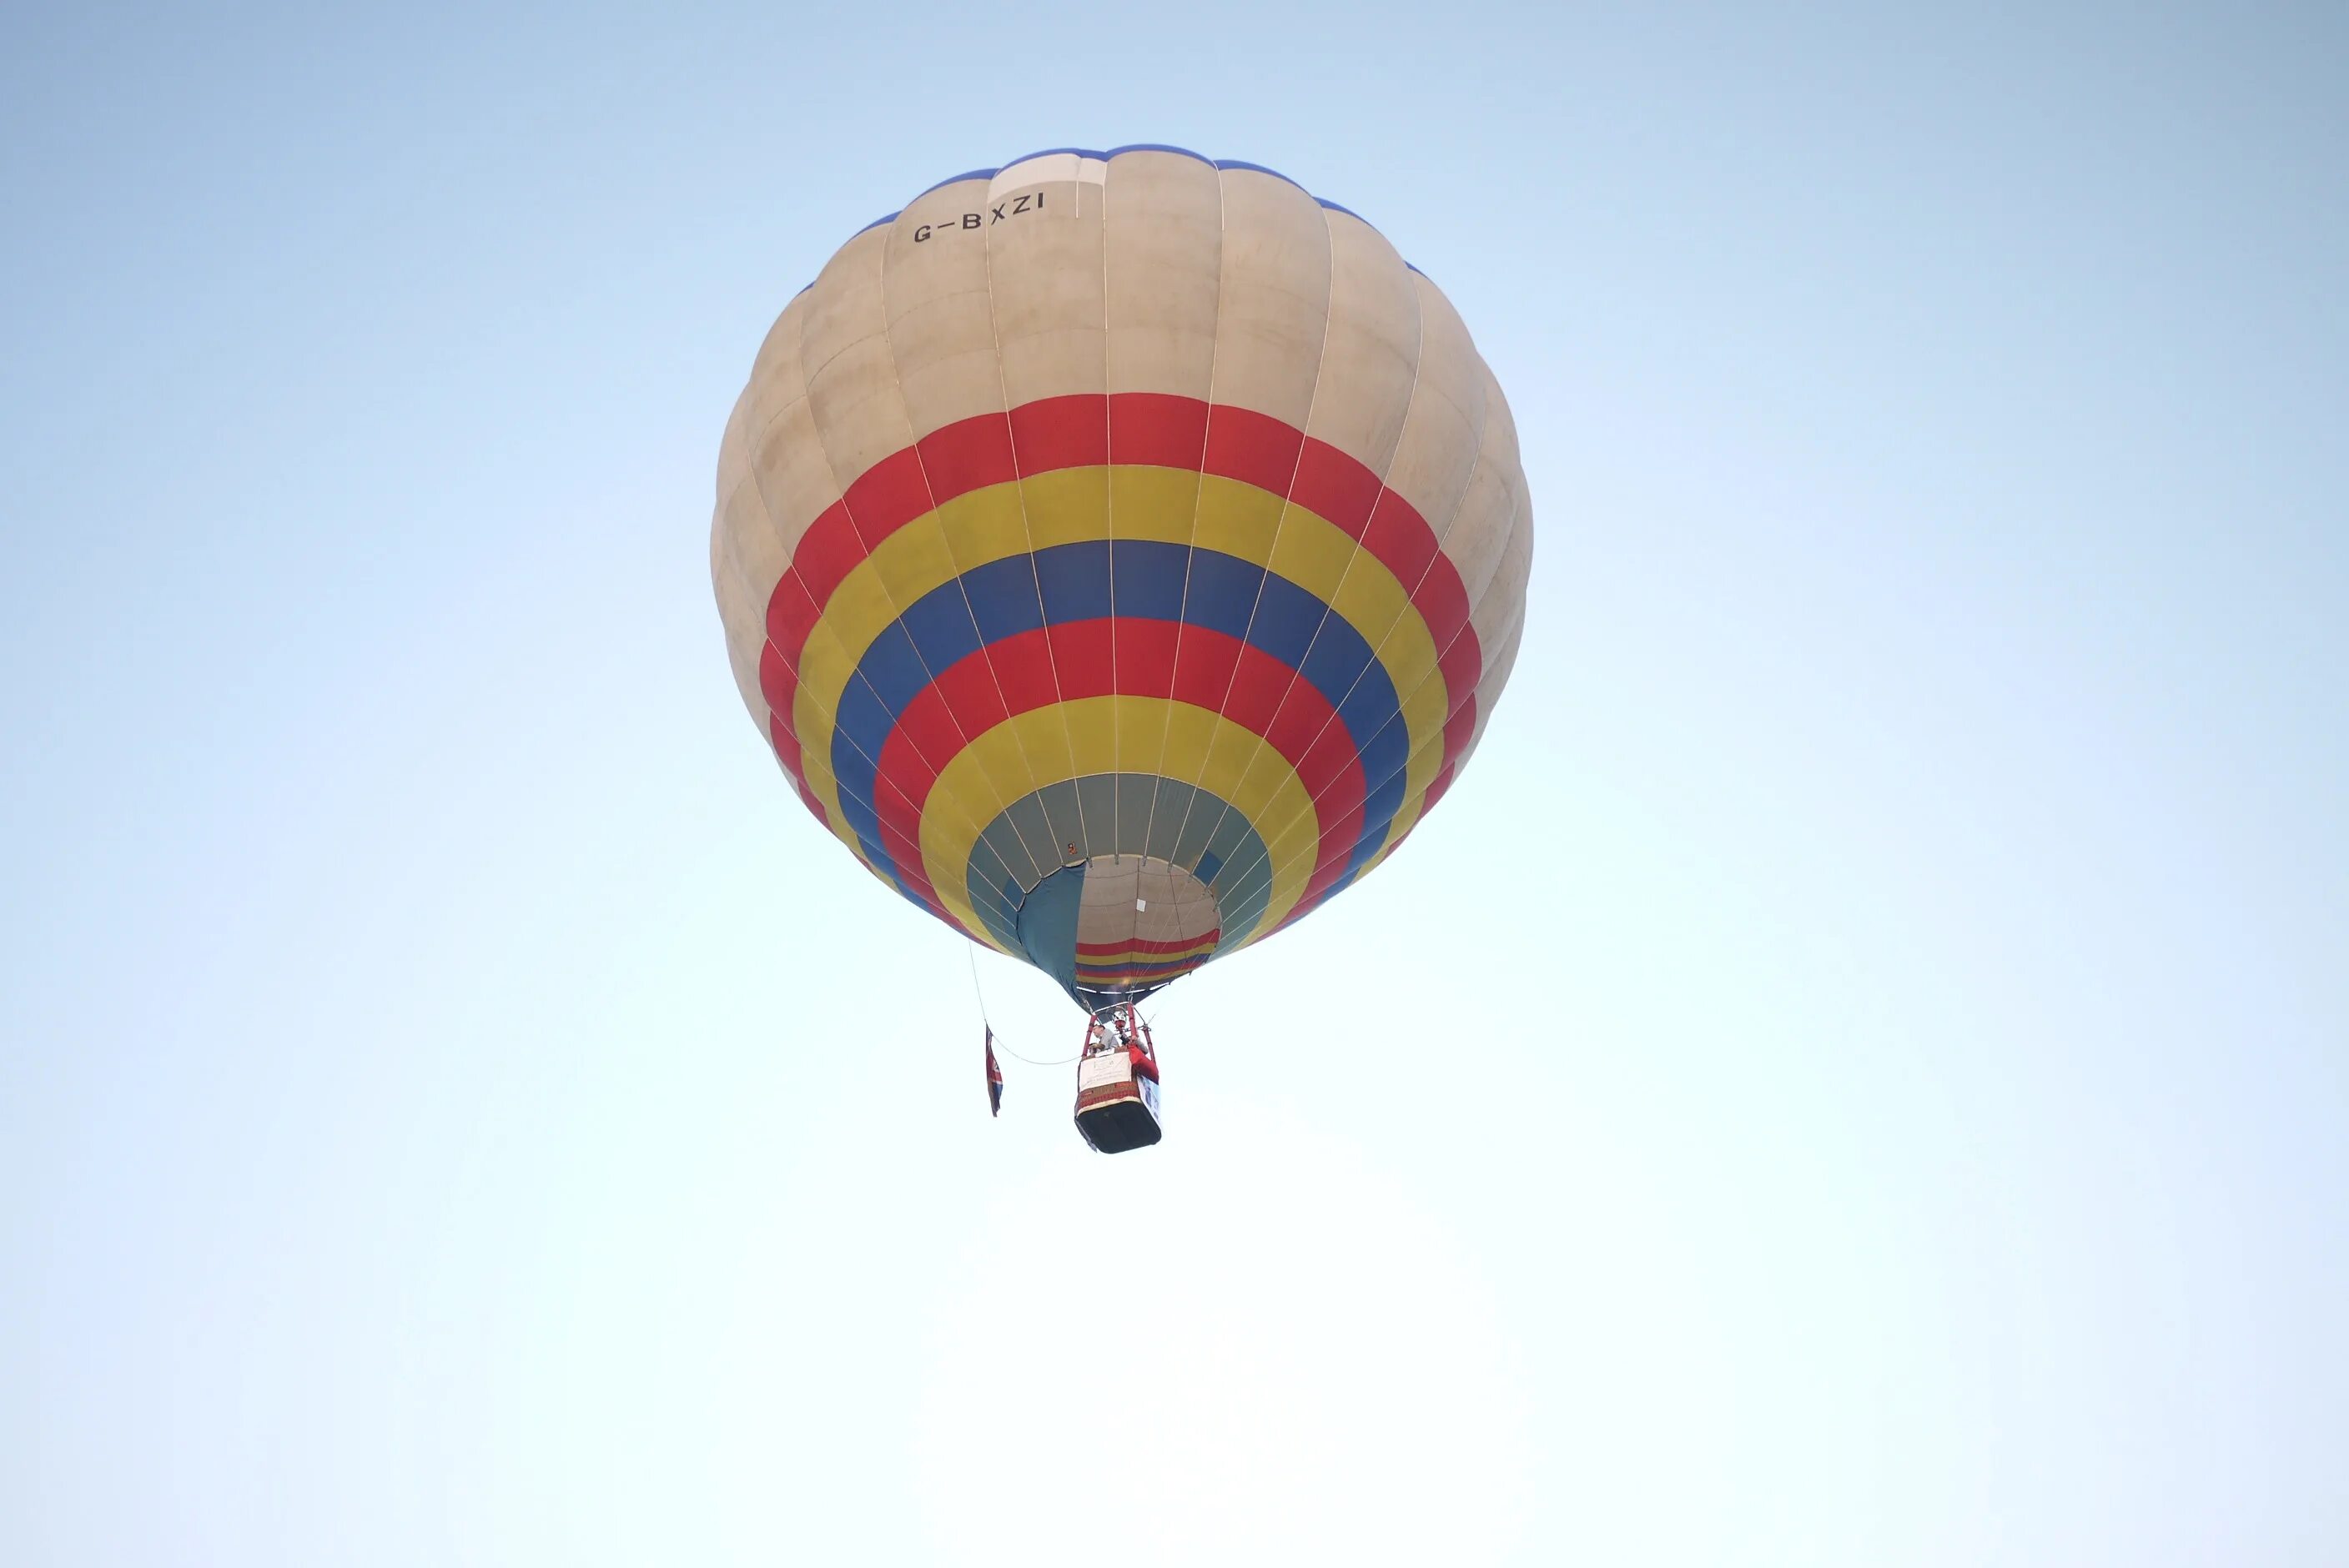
[1014,854,1221,1011]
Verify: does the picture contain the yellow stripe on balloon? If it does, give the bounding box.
[778,611,1019,954]
[1080,938,1221,964]
[1019,465,1113,551]
[1240,638,1456,920]
[1367,792,1427,877]
[915,695,1323,945]
[787,613,870,851]
[787,466,1449,789]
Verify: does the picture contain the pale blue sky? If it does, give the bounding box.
[3,3,2343,1563]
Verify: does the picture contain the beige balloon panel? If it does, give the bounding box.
[1078,855,1220,957]
[711,148,1532,935]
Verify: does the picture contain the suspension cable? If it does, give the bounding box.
[965,941,1080,1067]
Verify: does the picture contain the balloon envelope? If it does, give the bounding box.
[712,148,1532,1013]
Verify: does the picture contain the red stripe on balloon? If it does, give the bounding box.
[766,713,811,807]
[1437,635,1481,716]
[918,411,1019,501]
[1200,405,1303,493]
[844,449,933,550]
[1290,440,1381,534]
[1077,931,1223,956]
[864,621,1370,903]
[1422,763,1457,813]
[757,646,801,759]
[1010,394,1109,473]
[762,567,824,678]
[792,505,864,610]
[1441,697,1477,758]
[1111,393,1210,467]
[758,397,1485,776]
[767,711,956,932]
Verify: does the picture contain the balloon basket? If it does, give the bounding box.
[1073,1003,1163,1153]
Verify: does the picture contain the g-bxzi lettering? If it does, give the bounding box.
[912,189,1046,243]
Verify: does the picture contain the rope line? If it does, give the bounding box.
[966,941,1080,1066]
[998,1042,1082,1068]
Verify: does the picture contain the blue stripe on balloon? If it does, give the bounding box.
[825,540,1407,893]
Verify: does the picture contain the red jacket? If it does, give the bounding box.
[1125,1044,1159,1083]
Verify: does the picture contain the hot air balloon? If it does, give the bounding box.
[710,147,1532,1150]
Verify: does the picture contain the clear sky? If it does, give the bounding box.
[3,3,2343,1563]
